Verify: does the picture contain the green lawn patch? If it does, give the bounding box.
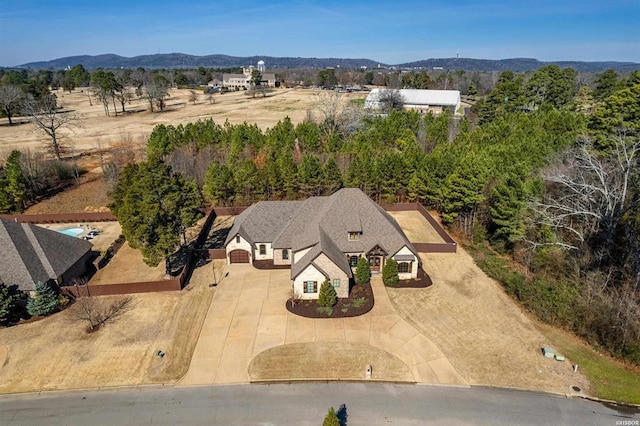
[542,325,640,404]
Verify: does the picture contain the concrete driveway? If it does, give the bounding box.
[179,264,466,386]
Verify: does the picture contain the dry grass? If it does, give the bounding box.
[88,242,165,285]
[248,342,414,382]
[0,88,366,165]
[387,248,590,395]
[0,260,217,393]
[388,210,446,243]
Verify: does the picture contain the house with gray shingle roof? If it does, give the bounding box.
[224,188,419,299]
[0,218,93,292]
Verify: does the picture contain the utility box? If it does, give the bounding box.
[542,347,555,358]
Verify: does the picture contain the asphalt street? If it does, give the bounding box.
[0,383,638,425]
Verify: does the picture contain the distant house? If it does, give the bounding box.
[365,89,461,114]
[224,188,419,299]
[0,219,93,292]
[222,65,277,90]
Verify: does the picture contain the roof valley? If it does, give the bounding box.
[21,223,56,279]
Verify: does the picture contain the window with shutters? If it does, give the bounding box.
[304,281,318,293]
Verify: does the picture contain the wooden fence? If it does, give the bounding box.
[61,208,218,297]
[1,212,117,223]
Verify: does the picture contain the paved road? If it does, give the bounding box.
[0,383,637,425]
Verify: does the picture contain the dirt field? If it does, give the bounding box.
[0,88,366,163]
[388,210,446,243]
[0,260,220,393]
[387,249,590,395]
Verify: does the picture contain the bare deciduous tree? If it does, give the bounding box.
[70,296,133,332]
[0,85,24,125]
[375,88,405,114]
[529,135,639,253]
[145,76,171,112]
[189,90,198,105]
[23,94,80,159]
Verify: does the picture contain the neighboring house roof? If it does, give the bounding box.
[226,188,418,280]
[261,73,276,81]
[0,219,93,291]
[365,89,461,110]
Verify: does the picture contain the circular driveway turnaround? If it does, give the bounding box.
[179,264,466,385]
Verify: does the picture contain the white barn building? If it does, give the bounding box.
[365,89,461,115]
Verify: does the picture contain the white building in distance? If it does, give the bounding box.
[365,89,461,115]
[222,61,276,90]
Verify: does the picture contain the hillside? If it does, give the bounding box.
[16,54,640,72]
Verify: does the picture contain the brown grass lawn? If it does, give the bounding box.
[0,88,366,164]
[0,260,220,393]
[88,242,166,285]
[249,342,413,382]
[388,210,446,243]
[387,249,591,395]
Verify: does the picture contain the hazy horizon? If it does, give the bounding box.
[1,0,639,67]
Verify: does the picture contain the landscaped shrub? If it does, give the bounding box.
[26,281,59,316]
[355,257,371,285]
[316,306,333,317]
[318,280,337,308]
[323,407,340,426]
[0,284,19,324]
[351,297,367,308]
[382,258,399,287]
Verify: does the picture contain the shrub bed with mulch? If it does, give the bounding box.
[286,282,374,318]
[386,268,433,289]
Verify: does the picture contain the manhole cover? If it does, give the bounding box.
[572,386,581,392]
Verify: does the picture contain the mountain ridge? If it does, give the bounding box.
[13,53,640,72]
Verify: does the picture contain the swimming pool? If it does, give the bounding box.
[57,227,84,237]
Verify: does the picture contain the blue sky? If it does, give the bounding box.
[1,0,638,67]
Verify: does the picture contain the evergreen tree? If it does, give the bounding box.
[5,150,26,211]
[382,258,399,287]
[110,159,204,266]
[322,156,343,195]
[298,154,323,196]
[277,151,298,199]
[318,280,337,308]
[26,281,59,316]
[593,69,620,101]
[355,257,371,285]
[323,407,340,426]
[0,284,19,324]
[406,173,428,203]
[203,161,235,205]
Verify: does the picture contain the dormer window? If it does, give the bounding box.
[348,232,360,241]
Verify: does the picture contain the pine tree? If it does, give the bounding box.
[318,280,337,308]
[322,156,343,195]
[355,257,371,285]
[26,281,59,316]
[382,258,399,287]
[5,150,26,211]
[0,284,19,324]
[323,407,340,426]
